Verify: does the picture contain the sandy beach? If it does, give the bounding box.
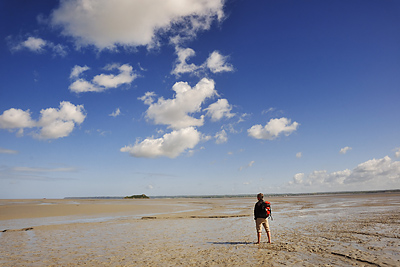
[1,192,399,266]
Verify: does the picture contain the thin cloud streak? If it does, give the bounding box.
[0,148,19,154]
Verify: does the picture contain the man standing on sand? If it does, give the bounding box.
[254,193,271,244]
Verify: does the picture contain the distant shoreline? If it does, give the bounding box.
[64,189,400,199]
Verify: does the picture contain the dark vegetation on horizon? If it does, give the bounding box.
[64,189,400,199]
[124,194,149,199]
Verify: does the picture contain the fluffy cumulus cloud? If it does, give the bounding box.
[120,127,200,158]
[0,108,36,129]
[287,156,400,191]
[205,51,233,73]
[37,101,86,139]
[248,117,299,140]
[292,173,305,184]
[346,156,400,184]
[0,102,86,139]
[139,78,216,129]
[205,98,235,121]
[69,64,137,93]
[171,48,233,76]
[50,0,225,50]
[132,78,237,158]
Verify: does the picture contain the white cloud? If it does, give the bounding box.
[0,148,18,154]
[0,102,86,139]
[9,36,68,56]
[205,98,235,121]
[346,156,399,184]
[109,108,121,117]
[51,43,68,57]
[248,117,299,140]
[172,47,233,76]
[93,64,136,88]
[201,134,212,142]
[296,152,302,158]
[38,120,76,140]
[0,108,36,129]
[120,127,200,158]
[205,51,233,73]
[138,92,157,105]
[239,160,255,171]
[36,101,86,139]
[140,78,216,129]
[287,156,400,191]
[50,0,225,50]
[262,107,275,115]
[171,47,200,76]
[339,146,352,154]
[394,147,400,158]
[215,129,228,144]
[291,173,304,184]
[69,79,98,93]
[21,37,47,52]
[69,64,137,93]
[70,65,90,79]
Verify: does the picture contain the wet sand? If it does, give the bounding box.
[1,193,399,266]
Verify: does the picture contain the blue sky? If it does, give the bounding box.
[1,0,399,199]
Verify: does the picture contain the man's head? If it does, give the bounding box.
[257,193,263,200]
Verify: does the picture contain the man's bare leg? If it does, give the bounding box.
[266,231,271,243]
[257,232,261,244]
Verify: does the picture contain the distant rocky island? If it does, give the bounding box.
[65,194,149,199]
[124,194,149,199]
